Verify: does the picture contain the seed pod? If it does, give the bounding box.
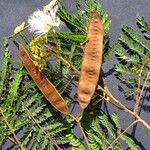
[19,44,69,115]
[77,12,104,110]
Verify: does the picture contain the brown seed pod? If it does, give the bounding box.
[19,44,69,115]
[77,12,104,110]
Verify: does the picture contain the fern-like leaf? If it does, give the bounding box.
[137,16,150,39]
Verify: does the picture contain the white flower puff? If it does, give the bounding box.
[28,2,60,36]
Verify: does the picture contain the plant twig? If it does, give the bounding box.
[134,63,144,113]
[0,107,26,150]
[132,87,149,136]
[97,85,150,131]
[77,121,91,150]
[134,62,149,113]
[8,25,29,39]
[68,114,91,150]
[134,71,150,113]
[8,137,16,144]
[107,120,139,149]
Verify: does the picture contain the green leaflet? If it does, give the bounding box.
[122,25,150,51]
[57,1,86,33]
[7,69,23,102]
[0,38,10,97]
[112,113,121,131]
[114,16,150,103]
[119,34,149,60]
[115,64,137,75]
[121,135,138,150]
[104,42,119,61]
[84,113,137,150]
[137,16,150,39]
[47,32,86,43]
[66,133,86,150]
[88,130,104,150]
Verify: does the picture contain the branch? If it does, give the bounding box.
[97,85,150,131]
[77,121,91,150]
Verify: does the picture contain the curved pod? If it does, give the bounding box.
[19,45,69,115]
[78,12,104,110]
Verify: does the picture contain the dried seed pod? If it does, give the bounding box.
[19,44,69,115]
[77,12,104,110]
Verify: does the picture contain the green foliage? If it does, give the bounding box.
[66,132,86,150]
[0,41,74,149]
[0,0,145,150]
[84,113,137,150]
[137,16,150,39]
[0,38,10,97]
[109,16,150,100]
[1,1,109,149]
[57,0,110,41]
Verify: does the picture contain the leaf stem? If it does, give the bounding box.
[134,70,150,113]
[68,114,91,150]
[8,25,29,39]
[98,85,150,131]
[8,137,16,144]
[107,120,139,149]
[0,107,26,150]
[77,121,91,150]
[134,61,149,113]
